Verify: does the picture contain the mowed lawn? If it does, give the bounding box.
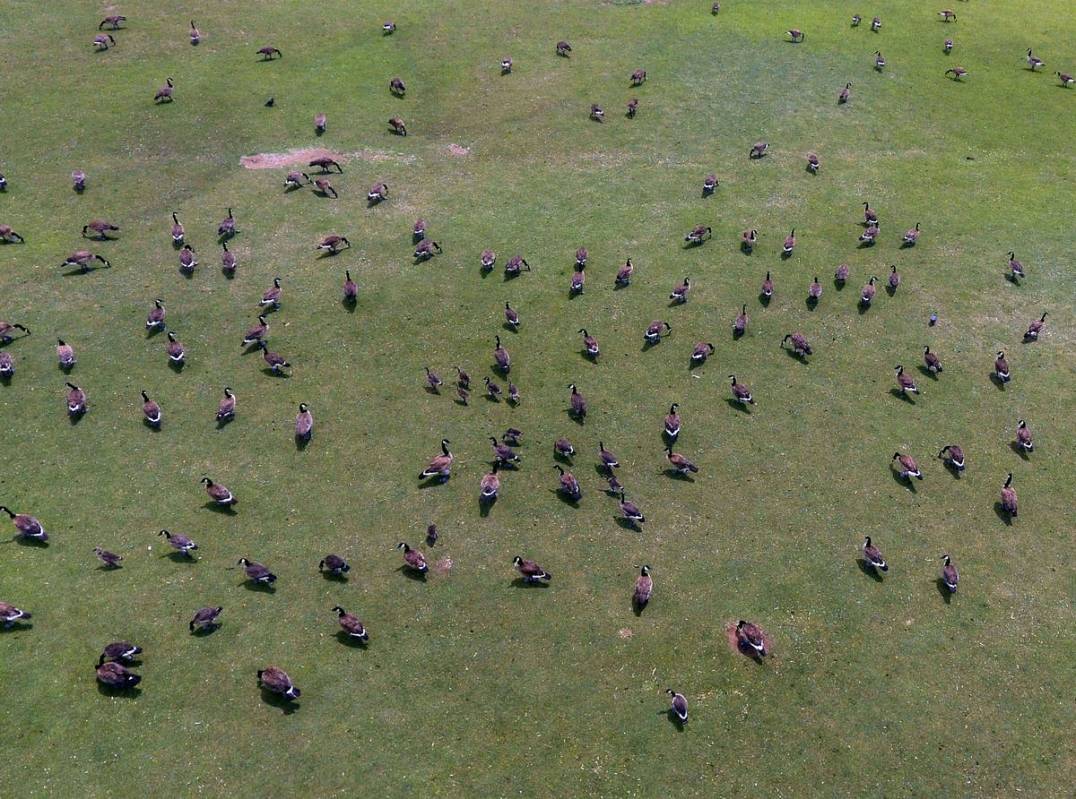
[0,0,1073,796]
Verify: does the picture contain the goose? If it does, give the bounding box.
[554,438,575,459]
[343,271,358,303]
[1016,420,1033,452]
[633,566,653,609]
[0,602,31,627]
[691,342,715,364]
[669,278,690,304]
[56,339,76,368]
[97,661,141,689]
[189,606,222,632]
[257,666,299,699]
[319,555,350,576]
[216,387,236,421]
[480,463,501,500]
[490,437,520,466]
[480,250,497,270]
[644,320,671,344]
[615,258,634,285]
[782,333,812,358]
[736,620,767,655]
[728,375,754,405]
[863,536,888,572]
[146,299,166,329]
[895,365,918,394]
[940,555,959,593]
[994,351,1010,382]
[0,506,46,541]
[938,445,965,471]
[665,447,699,475]
[664,404,681,439]
[513,556,551,582]
[554,465,581,501]
[733,304,749,335]
[99,641,142,665]
[242,318,268,347]
[839,82,851,104]
[902,223,921,245]
[397,542,428,573]
[201,477,236,506]
[65,382,86,415]
[619,491,645,524]
[419,439,453,480]
[1023,312,1047,340]
[504,302,520,330]
[892,452,922,480]
[598,442,619,470]
[237,558,275,584]
[923,346,942,374]
[158,529,197,556]
[260,277,282,310]
[493,336,511,372]
[861,276,878,306]
[257,340,290,373]
[666,690,688,723]
[1000,473,1018,517]
[568,384,587,419]
[579,329,599,359]
[165,332,185,364]
[332,606,369,641]
[94,546,123,568]
[141,391,161,427]
[1026,49,1043,70]
[295,404,313,441]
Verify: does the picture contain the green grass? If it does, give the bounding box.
[1,1,1074,796]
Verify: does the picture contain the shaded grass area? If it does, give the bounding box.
[0,0,1073,796]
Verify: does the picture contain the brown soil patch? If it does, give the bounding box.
[240,148,414,170]
[618,627,634,639]
[447,144,471,157]
[434,557,454,574]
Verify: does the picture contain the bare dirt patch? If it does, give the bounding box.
[618,627,633,639]
[434,557,454,575]
[446,144,471,157]
[240,147,414,170]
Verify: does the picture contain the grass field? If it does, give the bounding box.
[0,1,1074,796]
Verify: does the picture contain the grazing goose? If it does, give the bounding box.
[1000,473,1018,517]
[62,250,110,272]
[0,602,31,627]
[97,661,141,689]
[892,452,923,480]
[862,536,888,572]
[94,546,123,568]
[389,117,407,136]
[367,182,389,202]
[189,606,222,632]
[425,367,443,393]
[513,556,551,583]
[56,339,76,369]
[786,28,804,42]
[1023,312,1047,341]
[419,439,454,481]
[945,67,967,80]
[749,141,768,159]
[665,447,699,475]
[154,78,175,103]
[317,234,350,254]
[669,278,690,304]
[237,558,276,584]
[505,255,530,276]
[480,250,497,271]
[0,321,30,343]
[944,39,954,54]
[741,229,757,252]
[782,333,812,358]
[630,69,647,86]
[839,82,851,104]
[691,342,715,364]
[858,224,879,245]
[319,554,350,576]
[490,437,520,466]
[201,477,236,506]
[554,465,581,501]
[619,491,645,525]
[332,606,368,642]
[556,40,572,56]
[589,104,604,122]
[684,225,711,245]
[939,445,965,471]
[99,14,126,29]
[666,689,688,723]
[644,321,671,345]
[343,271,358,303]
[633,566,653,610]
[99,641,142,665]
[256,46,282,60]
[940,555,959,593]
[554,438,575,459]
[397,542,428,574]
[414,240,442,260]
[0,507,46,541]
[257,666,299,699]
[736,620,767,656]
[158,529,197,556]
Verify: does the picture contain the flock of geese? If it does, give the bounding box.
[0,4,1063,723]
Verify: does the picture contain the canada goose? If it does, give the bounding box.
[615,258,634,285]
[665,447,699,475]
[589,104,604,122]
[1026,49,1043,70]
[749,141,768,159]
[484,377,502,401]
[666,689,688,723]
[513,555,551,582]
[309,156,343,173]
[606,474,623,494]
[490,437,520,465]
[389,117,407,136]
[389,77,406,96]
[871,17,882,32]
[505,255,530,276]
[915,348,941,377]
[82,219,120,239]
[835,264,850,284]
[945,67,968,80]
[508,382,521,403]
[691,342,715,364]
[480,250,497,270]
[501,57,512,73]
[319,554,350,576]
[570,269,585,294]
[944,39,954,54]
[397,542,428,573]
[806,153,819,173]
[861,276,878,305]
[342,271,358,303]
[141,391,161,427]
[178,244,197,271]
[0,225,24,243]
[555,438,575,459]
[862,536,888,572]
[216,387,236,421]
[314,113,327,134]
[761,272,773,298]
[728,375,754,405]
[158,529,197,556]
[189,606,222,632]
[644,321,671,344]
[1024,312,1047,340]
[939,9,956,21]
[285,171,309,189]
[425,367,443,393]
[0,352,12,378]
[257,341,289,373]
[256,46,282,60]
[684,225,711,244]
[413,240,443,262]
[1057,72,1075,87]
[189,21,200,45]
[61,250,110,272]
[598,442,619,470]
[165,332,185,364]
[736,620,767,655]
[1007,252,1025,281]
[702,174,718,194]
[332,606,368,641]
[874,50,885,70]
[65,382,86,415]
[619,491,645,524]
[712,2,721,13]
[0,322,30,343]
[839,82,851,104]
[892,452,923,480]
[994,351,1010,382]
[782,333,812,358]
[630,68,647,86]
[146,299,165,329]
[669,278,690,304]
[419,439,453,480]
[97,661,141,689]
[426,524,439,546]
[257,666,299,699]
[314,178,338,198]
[295,404,313,441]
[902,223,921,246]
[0,174,7,191]
[556,384,583,421]
[808,276,823,302]
[503,428,523,447]
[1016,420,1033,452]
[154,77,174,103]
[0,602,31,627]
[68,169,86,190]
[238,558,275,584]
[554,465,581,500]
[0,506,46,541]
[94,546,123,568]
[258,278,282,308]
[733,304,749,335]
[217,208,236,238]
[493,336,511,373]
[201,477,236,506]
[859,223,879,245]
[895,365,918,394]
[93,33,115,49]
[940,555,959,593]
[626,98,639,119]
[455,366,471,390]
[1000,473,1018,517]
[503,302,520,330]
[316,234,350,255]
[99,14,126,30]
[633,566,653,609]
[556,40,572,56]
[99,641,142,665]
[786,28,805,42]
[938,445,965,471]
[664,404,681,439]
[862,202,878,225]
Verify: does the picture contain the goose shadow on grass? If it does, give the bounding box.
[417,476,450,490]
[858,302,872,316]
[203,502,237,515]
[662,708,687,731]
[396,565,428,582]
[936,578,953,604]
[0,621,33,632]
[614,516,641,532]
[664,469,695,483]
[295,434,311,452]
[320,569,348,583]
[989,373,1008,390]
[68,411,86,426]
[805,297,818,312]
[565,409,586,426]
[14,536,49,548]
[783,348,809,364]
[168,360,185,374]
[511,577,550,589]
[478,497,496,517]
[335,630,369,648]
[890,469,919,492]
[1009,441,1030,460]
[163,551,198,564]
[190,624,220,637]
[942,461,964,479]
[242,580,276,594]
[551,488,580,509]
[917,365,939,380]
[857,558,885,582]
[97,682,142,699]
[890,387,916,404]
[993,502,1014,526]
[261,368,291,378]
[259,690,299,715]
[724,398,752,413]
